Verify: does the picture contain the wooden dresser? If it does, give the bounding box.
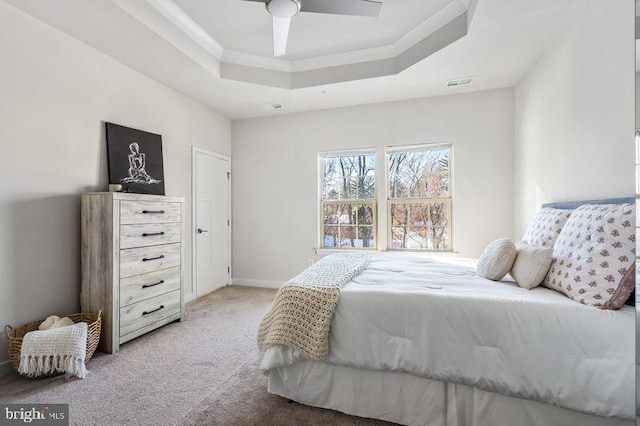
[81,192,185,353]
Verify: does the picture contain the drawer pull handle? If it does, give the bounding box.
[142,255,165,262]
[142,232,166,237]
[142,280,165,289]
[142,305,164,315]
[142,210,165,214]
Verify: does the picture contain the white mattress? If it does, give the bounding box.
[261,253,634,419]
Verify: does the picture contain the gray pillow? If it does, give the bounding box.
[477,238,517,281]
[511,241,553,290]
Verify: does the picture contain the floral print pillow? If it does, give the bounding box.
[523,208,573,248]
[543,204,635,309]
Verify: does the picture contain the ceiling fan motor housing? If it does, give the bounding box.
[266,0,301,18]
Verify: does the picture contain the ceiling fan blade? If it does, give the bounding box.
[300,0,382,17]
[272,16,291,56]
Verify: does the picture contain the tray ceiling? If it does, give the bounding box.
[3,0,587,118]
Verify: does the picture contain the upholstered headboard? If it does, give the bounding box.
[542,197,635,209]
[541,197,636,306]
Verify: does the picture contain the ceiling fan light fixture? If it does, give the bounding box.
[266,0,301,19]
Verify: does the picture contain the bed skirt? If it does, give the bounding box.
[267,361,633,426]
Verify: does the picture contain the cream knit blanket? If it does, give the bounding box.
[18,322,88,378]
[257,253,370,359]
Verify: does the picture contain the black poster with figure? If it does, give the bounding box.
[106,122,165,195]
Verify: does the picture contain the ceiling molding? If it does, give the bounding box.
[222,49,292,72]
[111,0,222,76]
[220,13,468,89]
[145,0,224,57]
[130,0,473,88]
[221,0,467,74]
[4,0,586,118]
[393,1,465,54]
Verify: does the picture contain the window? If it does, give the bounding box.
[320,150,376,249]
[387,143,452,250]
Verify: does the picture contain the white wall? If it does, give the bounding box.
[0,1,230,369]
[232,89,515,286]
[514,0,635,237]
[636,72,640,131]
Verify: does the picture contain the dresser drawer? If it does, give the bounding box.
[120,201,181,224]
[119,290,180,337]
[120,243,181,278]
[120,223,181,249]
[120,266,181,307]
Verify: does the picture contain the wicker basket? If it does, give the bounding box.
[4,310,102,377]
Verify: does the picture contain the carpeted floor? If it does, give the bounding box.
[0,286,393,425]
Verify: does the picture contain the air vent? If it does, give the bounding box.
[446,77,474,87]
[261,103,283,110]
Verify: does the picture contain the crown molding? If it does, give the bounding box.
[145,0,224,57]
[111,0,222,75]
[117,0,472,88]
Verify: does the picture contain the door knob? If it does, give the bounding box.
[197,228,208,234]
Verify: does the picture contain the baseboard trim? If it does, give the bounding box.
[231,278,282,289]
[0,360,13,377]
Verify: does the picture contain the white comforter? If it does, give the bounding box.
[261,254,634,419]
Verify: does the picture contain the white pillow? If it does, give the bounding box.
[477,238,517,281]
[511,241,553,290]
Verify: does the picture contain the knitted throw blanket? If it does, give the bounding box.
[18,322,88,378]
[257,253,371,359]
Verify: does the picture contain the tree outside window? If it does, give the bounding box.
[388,144,452,250]
[320,151,376,249]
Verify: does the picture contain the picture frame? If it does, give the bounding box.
[105,122,165,195]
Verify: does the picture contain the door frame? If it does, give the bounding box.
[191,146,232,301]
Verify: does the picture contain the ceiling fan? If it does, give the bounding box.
[242,0,383,57]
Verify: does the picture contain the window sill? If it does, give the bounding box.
[315,248,459,258]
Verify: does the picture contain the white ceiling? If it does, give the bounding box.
[174,0,456,60]
[4,0,586,119]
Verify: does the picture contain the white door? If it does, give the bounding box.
[193,148,230,297]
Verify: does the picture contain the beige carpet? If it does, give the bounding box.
[0,286,393,425]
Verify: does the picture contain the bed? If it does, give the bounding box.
[258,198,636,426]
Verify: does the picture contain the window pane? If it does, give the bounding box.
[430,226,449,250]
[406,226,428,249]
[357,226,374,248]
[322,154,375,200]
[390,226,407,249]
[346,176,358,199]
[358,174,375,198]
[323,226,339,248]
[388,148,450,198]
[391,204,451,250]
[323,204,340,225]
[322,178,341,200]
[339,226,356,247]
[356,204,374,225]
[408,202,449,227]
[338,204,355,224]
[322,157,338,180]
[390,202,408,226]
[428,202,449,226]
[409,204,429,227]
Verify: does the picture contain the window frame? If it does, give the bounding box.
[318,149,377,250]
[385,143,453,252]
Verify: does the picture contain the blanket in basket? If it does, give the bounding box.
[18,322,88,378]
[257,253,370,359]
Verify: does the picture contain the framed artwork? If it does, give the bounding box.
[106,122,165,195]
